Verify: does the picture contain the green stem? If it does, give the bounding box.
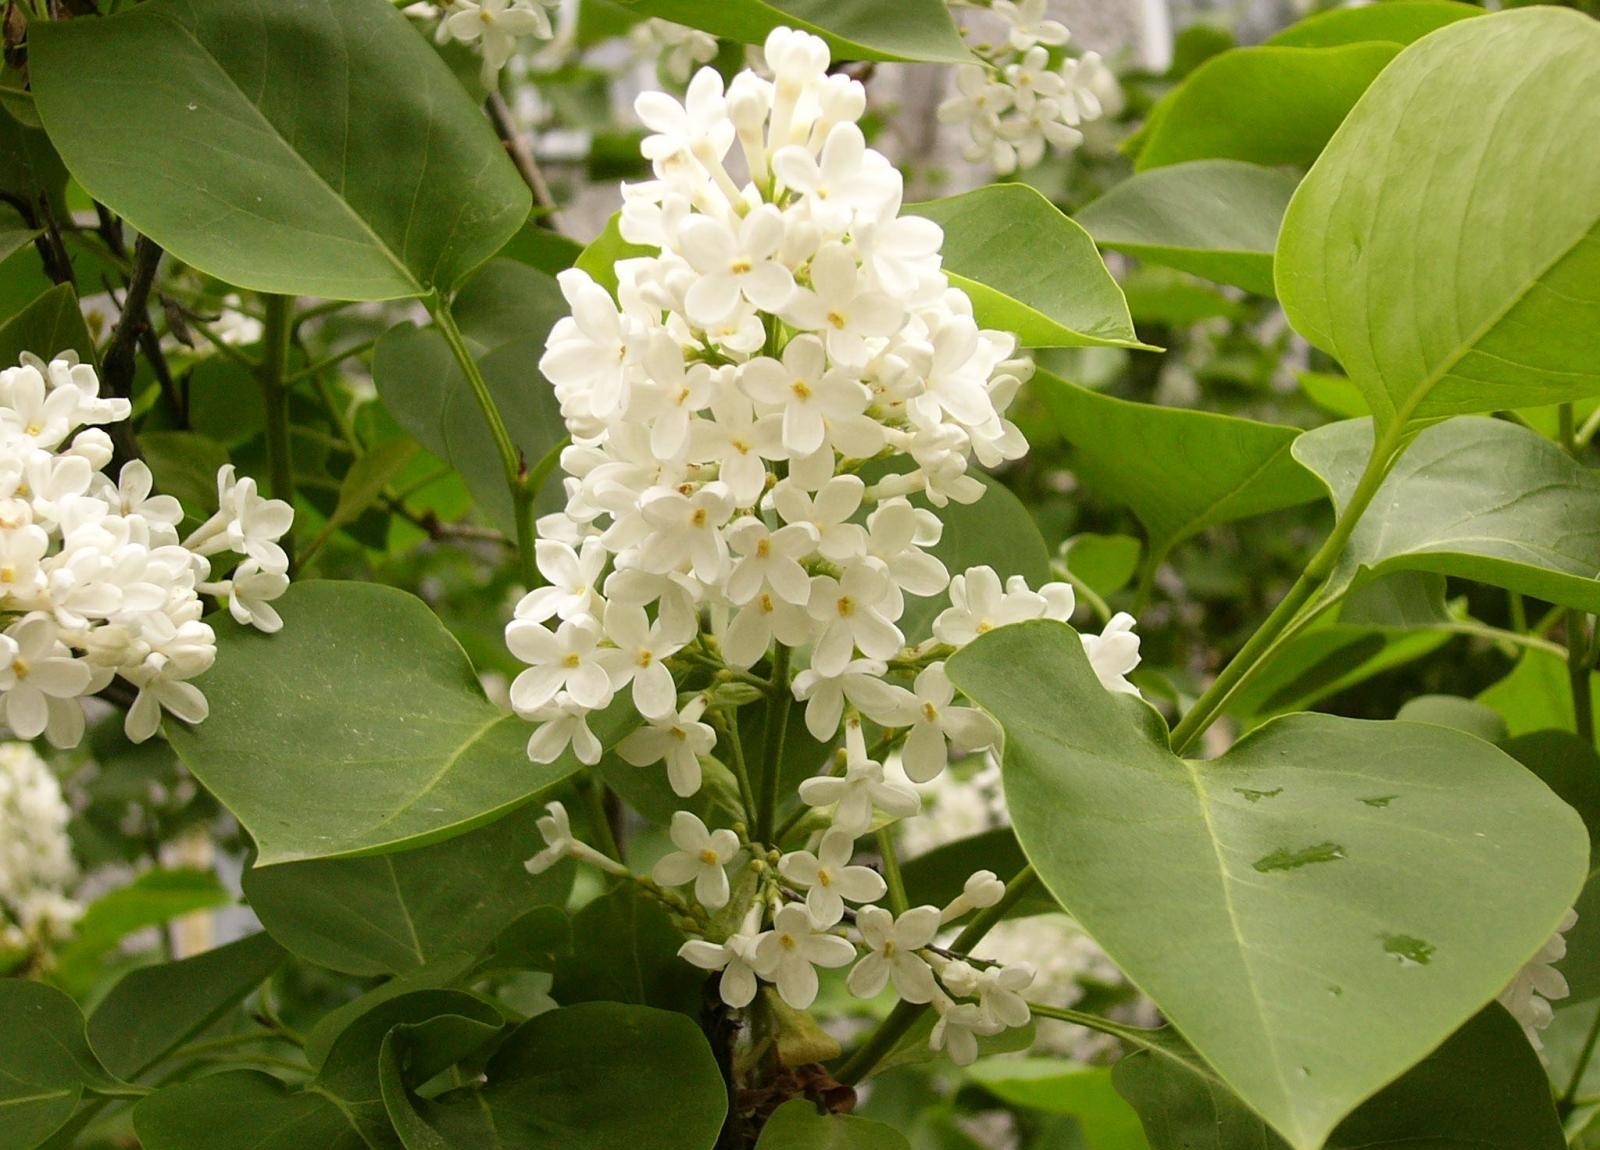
[1051,561,1112,626]
[717,705,760,832]
[282,337,378,385]
[1026,1002,1165,1048]
[1168,427,1403,756]
[1559,404,1596,745]
[757,644,793,843]
[877,828,908,916]
[427,297,537,586]
[584,775,624,863]
[256,295,296,571]
[1563,1004,1600,1110]
[835,865,1037,1086]
[293,298,357,327]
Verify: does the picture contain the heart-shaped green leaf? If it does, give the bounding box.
[1295,417,1600,613]
[946,620,1587,1149]
[167,581,635,865]
[909,185,1151,350]
[29,0,529,301]
[1276,9,1600,434]
[1077,161,1298,296]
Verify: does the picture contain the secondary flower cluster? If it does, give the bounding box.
[511,27,1142,1066]
[630,18,719,85]
[0,353,293,747]
[434,0,561,85]
[940,0,1116,175]
[0,741,79,963]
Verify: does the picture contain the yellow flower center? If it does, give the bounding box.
[729,258,752,275]
[698,849,721,866]
[836,595,854,617]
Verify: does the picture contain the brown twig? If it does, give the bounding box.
[485,90,562,232]
[99,234,165,459]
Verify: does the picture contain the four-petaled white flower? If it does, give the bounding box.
[680,932,765,1008]
[599,600,693,719]
[1083,611,1142,697]
[852,662,998,783]
[678,205,797,326]
[618,696,718,797]
[653,810,742,909]
[778,829,887,924]
[525,800,576,875]
[753,901,857,1009]
[849,905,941,1003]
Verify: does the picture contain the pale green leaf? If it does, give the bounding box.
[947,620,1587,1150]
[29,0,529,300]
[51,869,232,996]
[1077,161,1298,296]
[613,0,973,64]
[969,1061,1149,1150]
[756,1099,911,1150]
[1264,0,1480,48]
[1276,9,1600,433]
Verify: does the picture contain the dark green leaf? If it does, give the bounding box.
[135,1071,366,1150]
[969,1061,1149,1150]
[29,0,528,300]
[756,1099,911,1150]
[0,283,95,367]
[0,981,118,1150]
[552,884,703,1014]
[51,869,232,995]
[1264,1,1480,48]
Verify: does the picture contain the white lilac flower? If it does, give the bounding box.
[680,915,765,1008]
[851,662,998,783]
[752,901,857,1009]
[435,0,556,85]
[930,997,999,1067]
[617,696,717,797]
[1499,908,1577,1053]
[524,800,575,875]
[1083,612,1142,696]
[849,905,941,1003]
[653,810,741,909]
[0,741,81,956]
[797,723,919,835]
[630,19,719,86]
[0,354,290,746]
[778,830,887,924]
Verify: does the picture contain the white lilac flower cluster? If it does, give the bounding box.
[939,0,1116,175]
[630,18,720,86]
[0,741,81,960]
[0,353,293,747]
[514,26,1142,1066]
[435,0,561,85]
[1498,908,1576,1055]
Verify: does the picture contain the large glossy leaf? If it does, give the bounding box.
[1036,372,1324,566]
[551,884,703,1015]
[1133,44,1398,171]
[756,1100,911,1150]
[1263,0,1479,48]
[909,186,1150,350]
[243,803,573,976]
[373,260,567,534]
[29,0,528,301]
[0,283,95,367]
[167,581,634,865]
[380,1003,728,1150]
[1276,9,1600,435]
[1295,417,1600,613]
[946,620,1587,1150]
[613,0,972,64]
[0,982,119,1150]
[1076,162,1297,296]
[1113,1005,1563,1150]
[86,932,287,1081]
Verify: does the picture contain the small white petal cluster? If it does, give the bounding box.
[435,0,559,84]
[0,353,294,746]
[0,741,81,958]
[1498,907,1576,1055]
[516,27,1142,1068]
[630,18,720,86]
[939,0,1115,175]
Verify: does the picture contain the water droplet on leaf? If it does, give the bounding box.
[1380,934,1434,966]
[1252,842,1346,873]
[1235,786,1283,803]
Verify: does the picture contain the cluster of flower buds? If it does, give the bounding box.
[939,0,1117,175]
[512,26,1142,1065]
[0,353,293,747]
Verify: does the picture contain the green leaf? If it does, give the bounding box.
[908,185,1151,350]
[1296,371,1366,419]
[1502,731,1600,860]
[552,885,703,1014]
[1276,9,1600,435]
[969,1061,1149,1150]
[1036,372,1325,566]
[1062,534,1143,599]
[496,217,586,276]
[0,206,40,267]
[946,620,1588,1150]
[1076,162,1298,296]
[612,0,972,64]
[0,283,95,367]
[372,261,566,534]
[1394,695,1509,744]
[135,1071,366,1150]
[167,581,635,865]
[756,1099,911,1150]
[1113,1005,1563,1150]
[243,803,573,976]
[0,981,118,1150]
[86,932,287,1081]
[51,869,232,995]
[29,0,528,301]
[380,1002,728,1150]
[0,106,68,218]
[1133,44,1399,171]
[900,827,1056,919]
[319,437,419,543]
[1477,648,1600,745]
[1294,417,1600,613]
[1264,0,1480,48]
[139,431,233,520]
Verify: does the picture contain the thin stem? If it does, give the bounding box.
[486,91,562,230]
[584,775,624,864]
[835,865,1037,1085]
[717,705,760,831]
[282,337,378,385]
[877,828,908,916]
[427,297,537,586]
[1051,561,1111,625]
[757,644,793,843]
[1580,404,1600,449]
[1559,404,1595,745]
[293,298,357,328]
[1169,427,1403,755]
[1026,1002,1165,1048]
[257,295,297,571]
[1433,621,1566,660]
[1564,1004,1600,1110]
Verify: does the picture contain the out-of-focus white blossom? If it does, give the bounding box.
[0,741,80,958]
